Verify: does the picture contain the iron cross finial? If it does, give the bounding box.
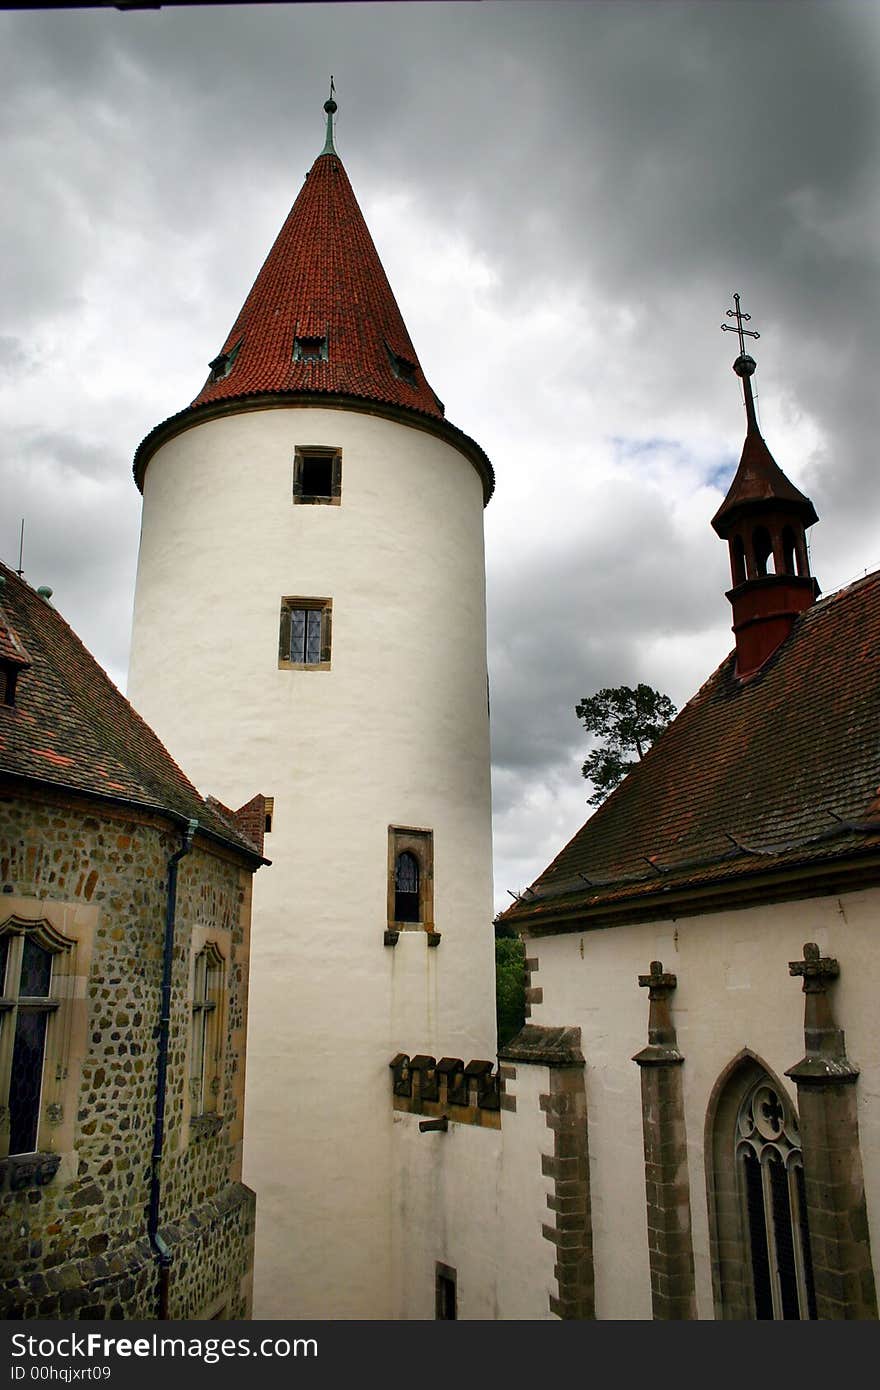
[721,292,760,357]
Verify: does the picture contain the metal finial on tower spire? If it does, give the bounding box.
[721,292,761,431]
[321,76,337,156]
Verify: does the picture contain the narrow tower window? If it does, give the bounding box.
[278,598,332,670]
[293,446,342,505]
[394,852,420,922]
[387,828,434,932]
[752,526,774,577]
[731,535,747,586]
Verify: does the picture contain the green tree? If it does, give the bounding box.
[576,683,677,806]
[494,920,526,1048]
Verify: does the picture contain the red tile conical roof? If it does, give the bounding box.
[191,150,444,420]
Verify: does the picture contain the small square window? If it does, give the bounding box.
[388,827,433,932]
[293,446,341,506]
[293,335,328,363]
[208,337,242,383]
[386,344,417,387]
[278,597,332,670]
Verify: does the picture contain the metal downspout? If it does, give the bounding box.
[149,817,197,1320]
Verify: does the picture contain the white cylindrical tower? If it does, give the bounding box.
[127,103,496,1318]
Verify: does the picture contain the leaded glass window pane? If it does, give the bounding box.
[290,608,323,664]
[290,608,306,661]
[743,1149,773,1319]
[305,609,322,664]
[0,936,9,995]
[395,852,420,922]
[9,1010,48,1154]
[768,1152,800,1319]
[21,937,51,998]
[396,853,419,894]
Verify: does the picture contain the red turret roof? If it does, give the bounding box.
[712,423,818,533]
[191,150,443,420]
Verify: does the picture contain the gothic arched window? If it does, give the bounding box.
[706,1053,817,1320]
[394,852,421,923]
[736,1077,816,1320]
[387,827,434,936]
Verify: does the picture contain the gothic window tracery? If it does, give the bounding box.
[735,1076,817,1320]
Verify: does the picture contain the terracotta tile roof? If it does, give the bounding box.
[0,602,31,670]
[504,569,880,930]
[192,151,444,421]
[133,149,494,502]
[712,424,818,531]
[0,563,263,861]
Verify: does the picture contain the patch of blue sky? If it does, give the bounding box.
[611,435,737,491]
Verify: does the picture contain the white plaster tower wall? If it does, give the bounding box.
[128,401,497,1317]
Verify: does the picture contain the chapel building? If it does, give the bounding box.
[500,323,880,1319]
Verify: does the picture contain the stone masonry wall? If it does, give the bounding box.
[0,783,255,1319]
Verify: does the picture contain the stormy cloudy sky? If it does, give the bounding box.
[2,1,878,910]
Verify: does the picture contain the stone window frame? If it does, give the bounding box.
[278,597,332,671]
[387,827,434,934]
[0,913,78,1162]
[189,941,225,1120]
[705,1049,815,1320]
[292,445,342,507]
